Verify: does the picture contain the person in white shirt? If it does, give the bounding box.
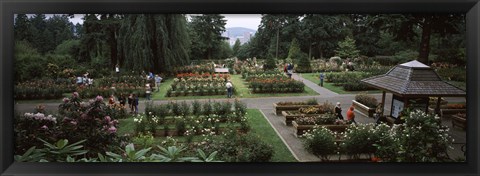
[226,80,233,98]
[145,83,152,100]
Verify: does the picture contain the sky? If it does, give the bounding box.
[68,14,262,30]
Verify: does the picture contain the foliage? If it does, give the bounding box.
[302,126,337,161]
[15,138,88,162]
[355,94,378,108]
[340,124,378,159]
[15,78,76,100]
[132,132,155,148]
[335,36,360,59]
[212,132,274,162]
[371,110,454,162]
[264,56,277,71]
[306,98,318,105]
[189,14,227,60]
[249,77,305,93]
[56,93,123,156]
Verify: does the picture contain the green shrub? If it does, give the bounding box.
[355,94,378,108]
[302,126,337,161]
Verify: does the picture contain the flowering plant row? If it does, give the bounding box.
[167,73,232,97]
[173,64,214,75]
[136,100,249,136]
[295,113,337,125]
[95,75,148,87]
[15,78,77,100]
[241,70,286,82]
[249,78,305,93]
[302,110,454,162]
[76,86,146,99]
[176,73,230,80]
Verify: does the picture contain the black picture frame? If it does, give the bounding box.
[1,0,479,175]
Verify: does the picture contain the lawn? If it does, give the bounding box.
[152,75,318,100]
[117,109,297,162]
[298,73,381,94]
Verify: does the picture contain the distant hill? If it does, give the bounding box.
[225,27,256,37]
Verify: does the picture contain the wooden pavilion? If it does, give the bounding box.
[361,60,466,122]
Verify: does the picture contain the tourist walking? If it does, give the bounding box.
[155,74,162,92]
[128,93,134,113]
[287,63,294,79]
[346,104,357,124]
[226,80,233,98]
[118,93,126,107]
[133,94,139,114]
[115,64,120,74]
[108,94,116,106]
[76,74,83,86]
[145,83,152,101]
[319,72,324,87]
[335,102,344,120]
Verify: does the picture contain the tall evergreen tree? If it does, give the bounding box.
[189,14,227,60]
[14,14,31,41]
[232,39,241,56]
[299,14,351,59]
[118,14,190,73]
[335,36,360,59]
[370,14,464,64]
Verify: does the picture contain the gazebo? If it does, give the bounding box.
[361,60,466,121]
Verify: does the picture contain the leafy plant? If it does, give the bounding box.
[355,94,378,108]
[105,143,152,162]
[302,126,337,161]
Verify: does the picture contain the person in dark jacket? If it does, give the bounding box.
[335,102,344,120]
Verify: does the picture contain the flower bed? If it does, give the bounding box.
[249,77,304,93]
[292,120,348,136]
[292,113,348,136]
[281,111,319,126]
[15,78,76,100]
[273,103,318,115]
[352,94,378,118]
[281,103,335,125]
[173,64,215,74]
[166,73,232,97]
[137,100,249,137]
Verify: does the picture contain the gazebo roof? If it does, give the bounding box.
[361,60,466,97]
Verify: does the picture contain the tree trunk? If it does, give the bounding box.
[418,16,432,65]
[109,29,118,68]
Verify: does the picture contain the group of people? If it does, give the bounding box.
[76,72,93,87]
[108,93,140,114]
[334,102,357,124]
[144,72,163,101]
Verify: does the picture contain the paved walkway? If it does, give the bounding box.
[14,73,467,162]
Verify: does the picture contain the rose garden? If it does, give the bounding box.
[14,14,467,162]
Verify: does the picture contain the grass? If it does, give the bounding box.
[298,73,381,94]
[247,109,297,162]
[117,109,297,162]
[151,75,318,100]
